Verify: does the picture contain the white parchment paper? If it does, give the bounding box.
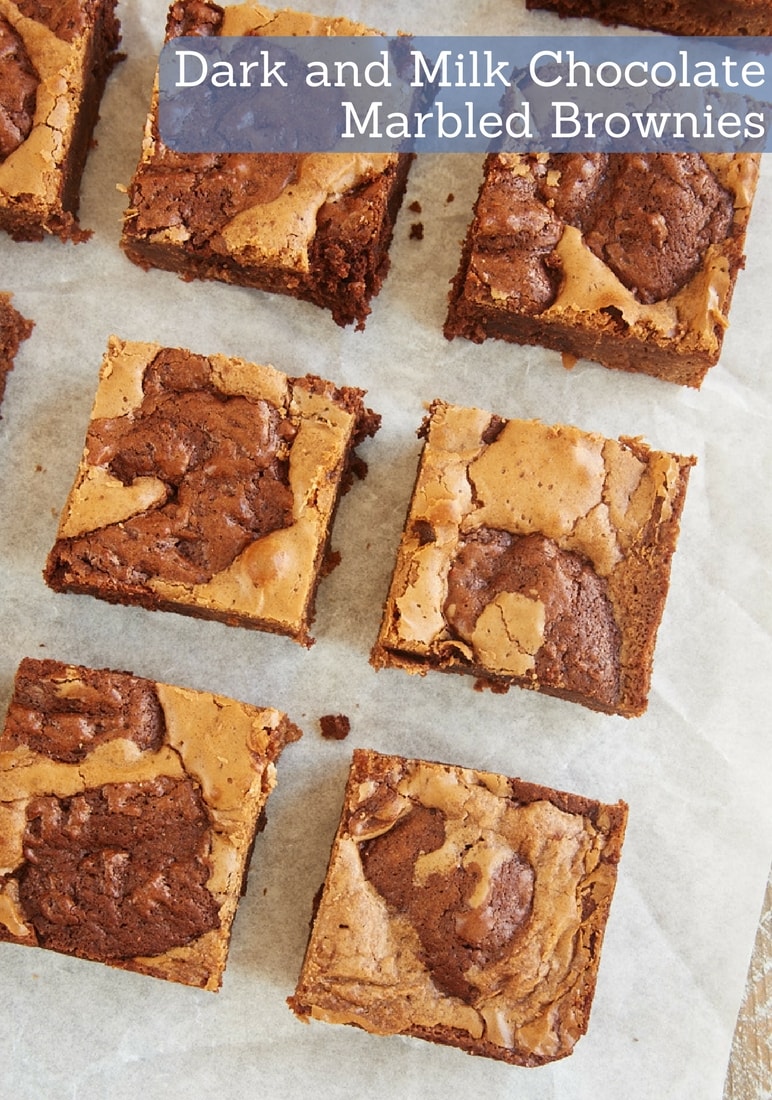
[1,3,770,1098]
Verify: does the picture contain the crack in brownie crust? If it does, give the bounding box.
[290,749,628,1066]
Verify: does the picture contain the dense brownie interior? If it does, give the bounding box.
[444,528,621,710]
[19,775,221,960]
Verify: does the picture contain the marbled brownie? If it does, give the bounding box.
[371,400,694,717]
[0,657,301,988]
[290,748,628,1066]
[44,337,379,645]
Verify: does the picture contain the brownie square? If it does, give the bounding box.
[120,1,413,330]
[445,153,759,388]
[290,748,628,1066]
[0,291,32,409]
[525,0,772,36]
[0,656,301,989]
[371,400,694,717]
[0,0,122,242]
[44,336,380,645]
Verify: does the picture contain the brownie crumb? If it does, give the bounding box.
[408,200,422,213]
[320,548,342,577]
[409,222,424,241]
[446,193,455,203]
[320,714,350,740]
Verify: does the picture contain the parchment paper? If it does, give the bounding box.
[1,3,770,1098]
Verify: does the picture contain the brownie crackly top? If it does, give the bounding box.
[44,337,379,640]
[372,402,694,716]
[470,153,745,315]
[290,750,628,1066]
[445,150,759,380]
[69,345,297,588]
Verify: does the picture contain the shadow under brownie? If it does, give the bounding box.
[120,0,413,330]
[0,656,301,989]
[445,152,760,388]
[44,336,380,645]
[290,748,628,1066]
[371,400,695,717]
[0,0,122,242]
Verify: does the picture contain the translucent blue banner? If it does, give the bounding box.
[158,36,772,154]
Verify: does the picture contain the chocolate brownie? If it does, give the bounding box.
[120,1,413,330]
[0,656,301,989]
[289,748,628,1066]
[371,400,695,717]
[0,0,122,242]
[526,0,772,36]
[445,152,759,387]
[44,336,380,645]
[0,291,32,408]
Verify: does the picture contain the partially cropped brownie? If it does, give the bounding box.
[371,400,694,717]
[445,153,759,387]
[526,0,772,36]
[120,1,412,330]
[0,291,32,409]
[290,748,628,1066]
[0,656,301,989]
[44,336,380,645]
[0,0,122,242]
